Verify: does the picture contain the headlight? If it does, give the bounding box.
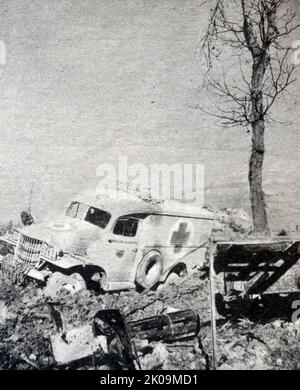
[9,228,20,241]
[2,228,20,245]
[40,242,57,260]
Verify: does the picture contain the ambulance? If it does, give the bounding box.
[0,189,214,292]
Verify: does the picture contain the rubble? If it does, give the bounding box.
[139,343,169,370]
[0,270,211,370]
[1,265,300,370]
[1,209,300,370]
[44,272,86,299]
[48,308,200,367]
[211,208,253,241]
[0,301,7,325]
[51,324,107,365]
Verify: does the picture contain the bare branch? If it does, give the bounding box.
[198,0,298,129]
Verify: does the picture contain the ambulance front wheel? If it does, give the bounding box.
[135,251,163,290]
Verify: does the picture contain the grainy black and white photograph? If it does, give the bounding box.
[0,0,300,376]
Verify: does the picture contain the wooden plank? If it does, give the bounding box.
[216,240,295,253]
[247,250,300,295]
[214,240,300,295]
[209,240,217,370]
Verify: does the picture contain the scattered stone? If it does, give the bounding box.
[0,301,7,325]
[273,320,282,329]
[6,334,22,342]
[139,343,169,370]
[276,358,283,366]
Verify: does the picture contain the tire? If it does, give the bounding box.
[135,251,163,289]
[90,269,108,291]
[157,264,187,291]
[44,272,86,298]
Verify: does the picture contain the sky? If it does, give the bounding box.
[0,0,299,230]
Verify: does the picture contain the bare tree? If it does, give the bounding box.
[198,0,299,232]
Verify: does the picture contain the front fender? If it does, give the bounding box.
[41,254,84,269]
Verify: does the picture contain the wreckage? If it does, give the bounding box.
[0,189,214,292]
[49,307,200,367]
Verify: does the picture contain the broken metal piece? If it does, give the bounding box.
[128,309,200,342]
[49,308,200,368]
[50,324,107,365]
[48,304,108,366]
[48,303,65,333]
[94,309,140,370]
[25,268,46,282]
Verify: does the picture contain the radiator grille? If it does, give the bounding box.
[15,234,43,264]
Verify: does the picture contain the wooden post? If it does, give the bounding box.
[209,239,217,370]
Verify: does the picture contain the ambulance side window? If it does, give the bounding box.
[113,218,139,237]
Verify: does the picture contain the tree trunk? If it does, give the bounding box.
[241,1,270,232]
[249,118,269,232]
[249,50,270,233]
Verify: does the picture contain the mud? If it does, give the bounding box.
[0,271,211,370]
[1,269,300,370]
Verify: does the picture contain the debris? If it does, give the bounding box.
[94,309,140,370]
[0,301,7,325]
[5,334,22,342]
[139,342,169,370]
[29,353,37,362]
[276,358,283,366]
[50,324,107,365]
[44,272,86,299]
[49,308,200,368]
[20,355,40,370]
[48,303,65,332]
[3,252,300,370]
[163,306,181,313]
[129,309,200,342]
[212,208,253,240]
[273,320,283,329]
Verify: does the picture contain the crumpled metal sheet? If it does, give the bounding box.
[50,324,107,365]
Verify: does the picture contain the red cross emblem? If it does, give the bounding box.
[170,222,190,253]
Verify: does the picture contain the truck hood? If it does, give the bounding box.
[20,217,102,251]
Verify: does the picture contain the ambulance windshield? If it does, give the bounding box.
[66,201,111,229]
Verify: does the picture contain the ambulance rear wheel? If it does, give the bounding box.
[157,264,187,291]
[135,251,163,290]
